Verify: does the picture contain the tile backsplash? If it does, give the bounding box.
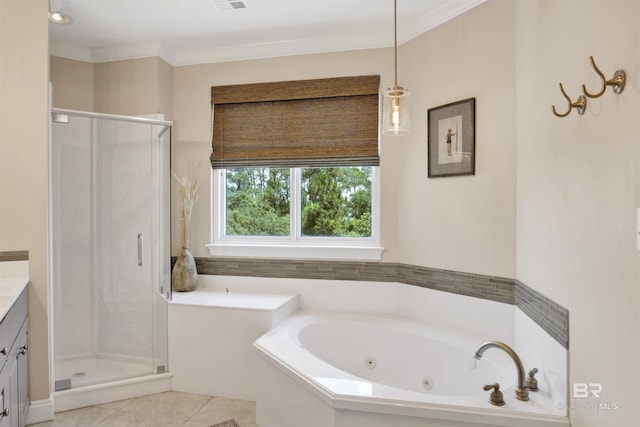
[0,251,29,261]
[192,256,569,349]
[515,280,569,349]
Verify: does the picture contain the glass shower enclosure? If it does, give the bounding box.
[50,109,171,391]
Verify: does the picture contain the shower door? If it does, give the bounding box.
[51,110,171,390]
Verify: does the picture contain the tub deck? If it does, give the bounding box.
[169,287,298,400]
[254,312,570,427]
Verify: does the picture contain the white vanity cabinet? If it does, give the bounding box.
[0,287,29,427]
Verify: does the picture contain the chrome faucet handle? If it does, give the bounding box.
[483,383,505,406]
[526,368,539,391]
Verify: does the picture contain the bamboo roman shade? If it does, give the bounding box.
[210,75,380,169]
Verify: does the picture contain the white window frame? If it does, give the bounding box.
[207,166,383,260]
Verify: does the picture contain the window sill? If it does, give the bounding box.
[205,243,384,260]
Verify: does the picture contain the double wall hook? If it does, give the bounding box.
[552,83,586,117]
[582,56,626,98]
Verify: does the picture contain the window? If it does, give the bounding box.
[209,166,381,259]
[224,166,373,238]
[225,167,291,237]
[300,167,372,238]
[207,76,383,259]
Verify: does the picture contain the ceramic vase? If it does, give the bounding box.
[172,247,198,292]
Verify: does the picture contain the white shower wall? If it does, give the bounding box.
[52,116,93,359]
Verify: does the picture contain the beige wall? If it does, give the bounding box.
[158,58,174,120]
[50,56,94,110]
[516,1,640,425]
[94,56,173,116]
[396,0,516,277]
[172,2,517,275]
[51,56,173,117]
[172,49,406,258]
[0,0,50,402]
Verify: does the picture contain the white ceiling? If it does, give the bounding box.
[49,0,486,66]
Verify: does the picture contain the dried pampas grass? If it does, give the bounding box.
[174,168,200,249]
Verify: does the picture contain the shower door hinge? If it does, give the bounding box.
[55,379,72,391]
[52,113,69,123]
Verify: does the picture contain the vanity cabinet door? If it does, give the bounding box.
[0,366,9,427]
[0,287,28,427]
[8,361,16,427]
[3,317,27,427]
[15,320,27,427]
[7,319,27,427]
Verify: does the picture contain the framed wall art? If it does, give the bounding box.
[427,97,475,178]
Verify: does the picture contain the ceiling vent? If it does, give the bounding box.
[213,0,247,10]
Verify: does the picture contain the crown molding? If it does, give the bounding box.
[49,41,94,63]
[173,33,390,66]
[50,33,390,66]
[90,42,176,65]
[50,41,176,65]
[401,0,486,44]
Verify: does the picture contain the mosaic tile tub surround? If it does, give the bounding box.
[191,257,570,349]
[515,280,569,349]
[0,251,29,261]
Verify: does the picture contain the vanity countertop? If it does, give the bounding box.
[0,261,29,320]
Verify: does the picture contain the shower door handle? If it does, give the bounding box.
[137,233,143,267]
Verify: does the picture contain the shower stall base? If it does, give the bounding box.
[55,354,164,390]
[53,371,172,412]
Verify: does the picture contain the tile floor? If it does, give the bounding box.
[28,391,258,427]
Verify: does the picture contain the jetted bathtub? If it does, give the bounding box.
[253,312,569,427]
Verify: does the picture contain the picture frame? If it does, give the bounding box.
[427,97,475,178]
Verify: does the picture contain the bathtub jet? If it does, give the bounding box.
[474,341,529,401]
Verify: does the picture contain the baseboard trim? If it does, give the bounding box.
[26,397,55,425]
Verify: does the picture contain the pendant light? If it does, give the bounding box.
[382,0,410,136]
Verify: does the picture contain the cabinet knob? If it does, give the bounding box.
[0,348,7,356]
[19,346,27,356]
[1,408,8,417]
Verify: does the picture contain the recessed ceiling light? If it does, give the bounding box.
[49,11,72,25]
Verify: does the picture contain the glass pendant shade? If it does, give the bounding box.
[382,85,410,136]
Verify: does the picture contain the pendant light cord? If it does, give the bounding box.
[394,0,398,87]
